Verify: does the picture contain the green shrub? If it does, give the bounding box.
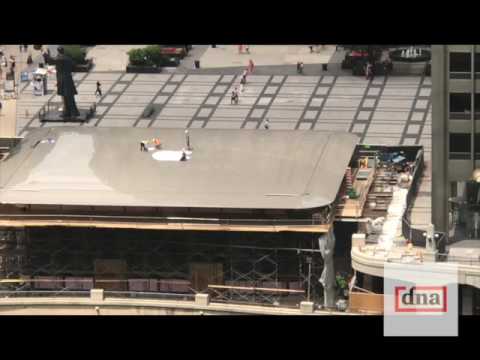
[144,45,164,66]
[63,45,87,65]
[128,46,166,67]
[128,48,149,66]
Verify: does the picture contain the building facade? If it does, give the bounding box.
[432,45,480,238]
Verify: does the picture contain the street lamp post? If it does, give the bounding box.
[185,129,191,151]
[306,255,312,302]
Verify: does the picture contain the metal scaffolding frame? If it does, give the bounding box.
[0,227,326,307]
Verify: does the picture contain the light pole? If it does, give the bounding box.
[306,255,312,302]
[185,129,191,151]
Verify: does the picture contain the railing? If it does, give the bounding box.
[0,289,196,302]
[0,290,90,298]
[401,148,426,247]
[449,72,471,79]
[103,291,195,302]
[437,253,480,266]
[449,152,471,160]
[207,285,303,309]
[0,213,329,227]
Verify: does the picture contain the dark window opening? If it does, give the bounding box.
[450,93,472,119]
[450,133,471,159]
[450,52,471,73]
[475,94,480,114]
[475,53,480,72]
[475,134,480,159]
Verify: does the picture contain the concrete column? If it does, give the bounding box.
[352,233,366,248]
[423,249,438,262]
[195,293,210,306]
[300,301,315,314]
[90,289,104,301]
[431,45,449,233]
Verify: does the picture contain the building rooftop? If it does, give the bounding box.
[0,127,358,210]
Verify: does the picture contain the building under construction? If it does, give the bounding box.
[0,127,423,309]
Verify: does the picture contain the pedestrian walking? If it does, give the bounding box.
[10,56,16,73]
[263,118,270,130]
[240,75,247,93]
[245,45,250,54]
[365,62,375,81]
[248,59,255,74]
[309,45,314,53]
[19,45,23,53]
[383,57,393,78]
[231,87,239,105]
[27,54,33,66]
[297,61,304,74]
[365,62,371,80]
[23,45,28,52]
[238,45,243,54]
[95,81,102,97]
[0,101,3,117]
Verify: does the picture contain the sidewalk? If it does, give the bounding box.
[86,45,145,71]
[0,45,45,94]
[197,45,336,68]
[0,98,16,137]
[0,45,44,138]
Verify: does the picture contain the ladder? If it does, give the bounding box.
[345,167,353,192]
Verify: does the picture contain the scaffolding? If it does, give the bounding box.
[0,227,326,307]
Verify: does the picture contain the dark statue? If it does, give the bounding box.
[44,46,80,118]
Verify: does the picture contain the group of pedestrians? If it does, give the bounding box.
[0,52,15,77]
[231,60,255,105]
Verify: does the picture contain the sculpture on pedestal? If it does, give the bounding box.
[44,46,80,119]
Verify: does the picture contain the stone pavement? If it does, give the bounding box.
[0,99,16,137]
[197,45,336,68]
[86,45,145,72]
[17,73,431,141]
[16,73,431,144]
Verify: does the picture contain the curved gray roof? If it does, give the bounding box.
[0,127,358,210]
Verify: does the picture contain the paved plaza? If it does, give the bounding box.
[17,73,431,147]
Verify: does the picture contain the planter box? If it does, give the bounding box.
[73,59,94,73]
[126,65,162,73]
[161,47,186,59]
